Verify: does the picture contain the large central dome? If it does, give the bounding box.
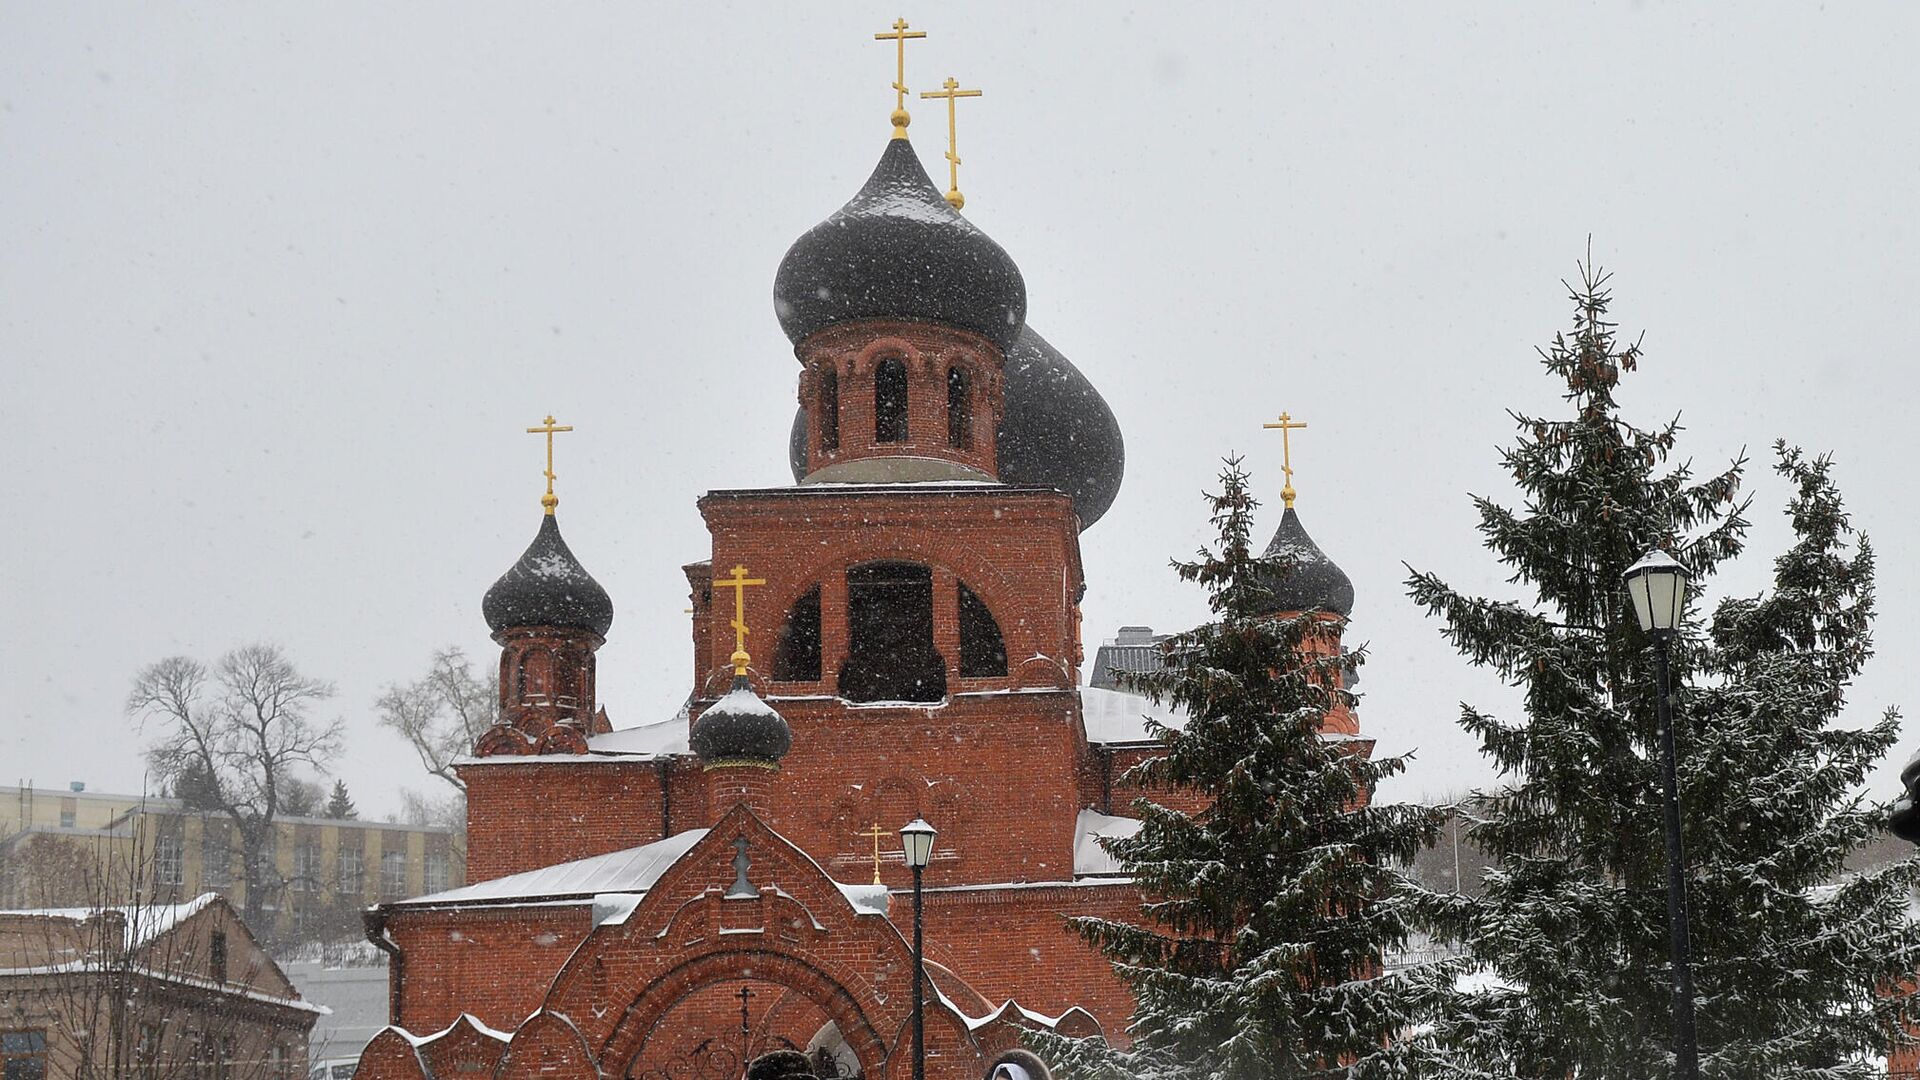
[773,138,1027,351]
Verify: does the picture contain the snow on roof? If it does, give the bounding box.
[834,882,890,916]
[0,892,220,951]
[1073,810,1142,877]
[703,683,784,720]
[585,714,690,756]
[1079,685,1187,744]
[392,830,708,907]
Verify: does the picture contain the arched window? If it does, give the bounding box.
[839,562,946,702]
[958,582,1007,677]
[819,369,839,452]
[874,358,909,443]
[772,585,822,682]
[947,366,971,449]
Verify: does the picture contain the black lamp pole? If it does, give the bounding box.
[1626,548,1700,1080]
[912,858,926,1080]
[900,818,935,1080]
[1651,631,1701,1080]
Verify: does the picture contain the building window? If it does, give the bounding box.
[957,582,1008,677]
[946,366,971,449]
[818,368,839,452]
[271,1045,293,1080]
[292,842,320,892]
[59,799,76,829]
[1,1031,47,1080]
[201,829,231,889]
[337,848,363,895]
[423,852,449,894]
[208,930,227,984]
[156,836,184,887]
[136,1024,161,1080]
[380,849,407,897]
[772,585,823,682]
[874,358,909,443]
[838,562,945,703]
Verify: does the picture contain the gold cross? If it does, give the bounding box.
[1262,412,1308,508]
[858,822,889,885]
[873,18,927,139]
[525,415,574,514]
[920,76,982,210]
[712,565,767,675]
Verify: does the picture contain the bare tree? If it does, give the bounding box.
[375,647,496,793]
[126,644,343,931]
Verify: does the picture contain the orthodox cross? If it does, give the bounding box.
[737,984,754,1066]
[858,822,889,884]
[920,76,983,210]
[873,18,927,138]
[1262,411,1308,509]
[711,564,767,675]
[525,414,573,514]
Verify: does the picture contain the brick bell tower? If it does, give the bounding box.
[679,131,1129,887]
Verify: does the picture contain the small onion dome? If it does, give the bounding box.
[773,138,1027,352]
[1257,507,1355,618]
[481,515,615,638]
[690,675,793,768]
[785,325,1126,530]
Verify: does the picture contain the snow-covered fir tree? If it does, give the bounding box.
[1046,457,1442,1080]
[1404,261,1919,1077]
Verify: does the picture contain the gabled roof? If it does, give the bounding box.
[391,830,708,907]
[0,892,219,951]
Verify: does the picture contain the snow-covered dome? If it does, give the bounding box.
[482,515,615,638]
[690,675,792,767]
[773,137,1027,351]
[1257,507,1355,617]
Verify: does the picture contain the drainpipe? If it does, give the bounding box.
[656,758,673,838]
[362,907,404,1028]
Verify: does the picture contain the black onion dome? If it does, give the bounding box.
[786,325,1126,531]
[690,675,792,766]
[481,515,615,638]
[997,326,1125,528]
[773,138,1027,351]
[1257,508,1355,617]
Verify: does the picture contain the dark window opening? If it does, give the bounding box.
[819,369,839,452]
[773,585,823,682]
[957,583,1007,677]
[209,930,227,984]
[838,562,946,702]
[947,366,972,449]
[874,358,909,443]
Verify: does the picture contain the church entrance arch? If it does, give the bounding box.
[607,949,891,1080]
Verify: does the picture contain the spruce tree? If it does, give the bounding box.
[1050,457,1441,1080]
[324,779,358,820]
[1404,261,1918,1077]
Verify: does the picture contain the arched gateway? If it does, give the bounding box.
[359,805,1059,1080]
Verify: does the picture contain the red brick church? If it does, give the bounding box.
[352,47,1361,1080]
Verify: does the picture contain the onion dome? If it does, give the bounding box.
[998,327,1125,528]
[690,675,792,768]
[482,515,615,638]
[785,325,1126,530]
[773,138,1027,351]
[1257,508,1355,618]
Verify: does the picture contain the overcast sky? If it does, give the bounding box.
[5,4,1917,819]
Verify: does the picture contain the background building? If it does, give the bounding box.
[1,783,461,951]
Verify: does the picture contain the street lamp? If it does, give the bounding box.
[1623,548,1699,1080]
[1889,749,1920,844]
[899,818,936,1080]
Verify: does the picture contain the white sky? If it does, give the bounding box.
[4,4,1917,819]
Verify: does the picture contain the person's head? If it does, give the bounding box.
[745,1049,815,1080]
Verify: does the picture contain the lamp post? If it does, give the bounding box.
[1623,548,1699,1080]
[900,818,937,1080]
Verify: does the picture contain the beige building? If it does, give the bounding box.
[0,894,322,1080]
[1,784,461,947]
